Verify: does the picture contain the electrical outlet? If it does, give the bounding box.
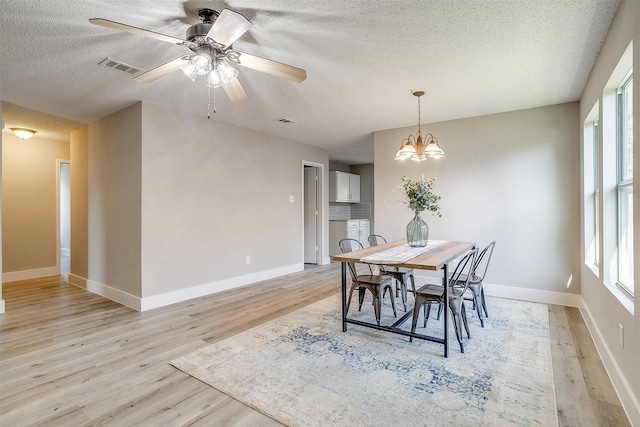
[246,256,251,265]
[619,324,624,348]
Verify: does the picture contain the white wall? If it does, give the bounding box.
[579,1,639,423]
[374,102,581,301]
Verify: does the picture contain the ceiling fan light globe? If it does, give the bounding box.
[191,53,211,75]
[207,70,223,87]
[181,63,197,81]
[216,60,239,84]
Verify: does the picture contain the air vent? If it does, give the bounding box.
[276,118,297,124]
[98,58,143,76]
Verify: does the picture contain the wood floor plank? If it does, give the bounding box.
[0,265,630,426]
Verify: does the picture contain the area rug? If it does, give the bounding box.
[171,293,558,427]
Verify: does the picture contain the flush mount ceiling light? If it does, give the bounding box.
[10,128,36,140]
[394,91,445,161]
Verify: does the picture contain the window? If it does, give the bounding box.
[616,73,634,295]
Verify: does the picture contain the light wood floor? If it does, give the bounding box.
[0,264,630,426]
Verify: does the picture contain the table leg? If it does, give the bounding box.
[341,262,347,332]
[443,263,449,358]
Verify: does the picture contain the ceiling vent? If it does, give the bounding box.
[276,118,296,124]
[98,58,143,76]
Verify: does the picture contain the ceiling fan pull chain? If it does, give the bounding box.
[207,84,217,119]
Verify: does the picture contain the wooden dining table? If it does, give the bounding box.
[331,240,475,357]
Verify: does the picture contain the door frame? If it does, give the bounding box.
[56,159,70,274]
[301,161,326,265]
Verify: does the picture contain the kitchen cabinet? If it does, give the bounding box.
[329,171,360,203]
[329,219,370,256]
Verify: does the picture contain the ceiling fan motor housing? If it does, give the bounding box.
[186,22,213,42]
[185,8,219,42]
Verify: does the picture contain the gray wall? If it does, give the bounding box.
[140,102,329,297]
[351,163,374,230]
[69,101,329,306]
[374,102,581,294]
[2,132,69,278]
[579,0,639,421]
[87,103,143,298]
[70,126,89,281]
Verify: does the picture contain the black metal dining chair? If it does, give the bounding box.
[339,238,397,325]
[367,234,416,311]
[437,241,496,327]
[459,241,495,327]
[410,248,478,352]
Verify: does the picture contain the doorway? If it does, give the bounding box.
[303,163,323,265]
[58,161,70,275]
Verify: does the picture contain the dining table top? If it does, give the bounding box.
[330,240,476,271]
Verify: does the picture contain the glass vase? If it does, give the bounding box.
[406,210,429,247]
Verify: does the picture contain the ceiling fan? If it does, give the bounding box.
[89,8,307,103]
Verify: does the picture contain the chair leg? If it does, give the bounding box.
[408,274,416,296]
[399,277,408,312]
[480,287,489,317]
[410,296,426,343]
[436,303,443,320]
[385,284,397,317]
[358,287,366,311]
[461,302,471,339]
[346,284,358,314]
[472,290,484,327]
[372,287,381,325]
[448,305,465,353]
[424,302,432,328]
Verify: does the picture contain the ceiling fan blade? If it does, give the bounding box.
[134,57,190,83]
[235,51,307,83]
[223,78,248,102]
[206,9,252,48]
[90,18,184,44]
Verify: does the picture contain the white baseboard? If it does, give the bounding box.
[68,274,141,310]
[140,263,304,311]
[580,304,640,426]
[69,264,305,312]
[3,266,59,283]
[0,298,5,314]
[411,274,583,307]
[482,283,583,307]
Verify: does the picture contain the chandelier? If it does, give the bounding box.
[394,91,445,161]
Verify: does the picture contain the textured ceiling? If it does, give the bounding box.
[0,0,621,164]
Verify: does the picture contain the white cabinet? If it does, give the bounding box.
[329,171,360,203]
[356,220,370,246]
[329,219,370,256]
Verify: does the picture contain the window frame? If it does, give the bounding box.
[615,72,634,296]
[593,119,600,268]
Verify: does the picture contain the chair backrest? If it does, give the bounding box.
[472,241,496,281]
[368,234,387,246]
[339,238,373,280]
[450,248,478,295]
